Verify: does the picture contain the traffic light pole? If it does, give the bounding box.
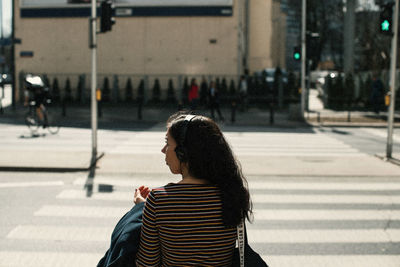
[386,0,399,159]
[90,0,98,164]
[300,0,306,119]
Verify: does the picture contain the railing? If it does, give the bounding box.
[18,71,301,110]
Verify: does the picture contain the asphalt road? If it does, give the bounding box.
[0,124,400,266]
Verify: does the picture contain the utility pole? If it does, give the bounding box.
[386,0,399,159]
[90,0,98,164]
[11,0,15,109]
[343,0,355,74]
[0,0,4,114]
[237,0,243,77]
[300,0,306,118]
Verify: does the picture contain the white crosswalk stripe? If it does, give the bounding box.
[1,125,363,157]
[4,176,400,267]
[361,128,400,143]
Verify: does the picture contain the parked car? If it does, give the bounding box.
[310,71,338,92]
[254,68,288,87]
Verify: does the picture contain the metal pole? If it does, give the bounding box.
[343,0,355,75]
[300,0,306,119]
[386,0,399,159]
[0,0,3,113]
[244,0,249,72]
[91,0,98,162]
[11,0,15,109]
[237,0,243,77]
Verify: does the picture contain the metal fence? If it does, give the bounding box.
[19,72,241,105]
[319,70,400,111]
[19,71,301,110]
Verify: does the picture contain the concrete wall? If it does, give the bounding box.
[14,0,286,101]
[248,0,286,72]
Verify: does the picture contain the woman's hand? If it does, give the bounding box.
[134,185,151,204]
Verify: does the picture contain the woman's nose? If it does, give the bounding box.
[161,145,166,154]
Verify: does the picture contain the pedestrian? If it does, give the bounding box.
[370,73,384,114]
[209,81,225,121]
[199,76,209,107]
[188,78,199,110]
[134,111,253,266]
[239,75,248,111]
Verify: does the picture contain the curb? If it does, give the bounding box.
[0,166,90,173]
[0,152,105,173]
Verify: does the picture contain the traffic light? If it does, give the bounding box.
[100,0,115,33]
[379,4,393,35]
[293,46,301,61]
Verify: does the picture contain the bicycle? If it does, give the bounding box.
[25,100,60,134]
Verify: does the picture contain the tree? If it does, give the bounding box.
[52,77,60,103]
[152,79,161,103]
[125,78,133,102]
[355,10,391,71]
[166,79,176,104]
[287,0,345,70]
[64,78,72,102]
[102,77,110,102]
[112,75,120,103]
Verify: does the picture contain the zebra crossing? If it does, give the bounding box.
[2,174,400,267]
[0,123,361,156]
[1,125,400,266]
[360,128,400,143]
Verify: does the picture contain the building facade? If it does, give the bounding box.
[14,0,286,101]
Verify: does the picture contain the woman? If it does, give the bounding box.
[188,78,199,110]
[134,111,252,266]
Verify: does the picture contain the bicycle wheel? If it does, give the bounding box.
[46,110,60,134]
[25,112,39,132]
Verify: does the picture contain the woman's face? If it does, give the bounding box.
[161,129,181,174]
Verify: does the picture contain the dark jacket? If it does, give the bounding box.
[97,202,145,267]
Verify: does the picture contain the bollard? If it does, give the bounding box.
[138,101,143,120]
[96,88,102,118]
[231,101,236,123]
[62,98,67,117]
[98,101,102,118]
[269,103,274,125]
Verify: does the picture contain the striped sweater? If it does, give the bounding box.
[135,183,237,267]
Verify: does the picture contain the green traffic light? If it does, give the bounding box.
[294,52,301,60]
[381,19,390,31]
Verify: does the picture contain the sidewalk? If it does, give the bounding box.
[0,101,399,173]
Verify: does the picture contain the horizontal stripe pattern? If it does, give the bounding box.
[136,184,236,266]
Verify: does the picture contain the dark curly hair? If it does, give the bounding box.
[167,111,252,228]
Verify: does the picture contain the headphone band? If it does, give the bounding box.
[181,115,196,145]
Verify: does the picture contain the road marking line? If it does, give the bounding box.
[254,209,400,221]
[264,255,400,267]
[247,229,400,243]
[249,181,400,190]
[73,177,173,187]
[0,181,64,188]
[0,251,103,267]
[7,225,400,244]
[34,205,400,221]
[58,190,400,205]
[34,205,129,218]
[7,225,111,242]
[73,177,400,191]
[252,194,400,204]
